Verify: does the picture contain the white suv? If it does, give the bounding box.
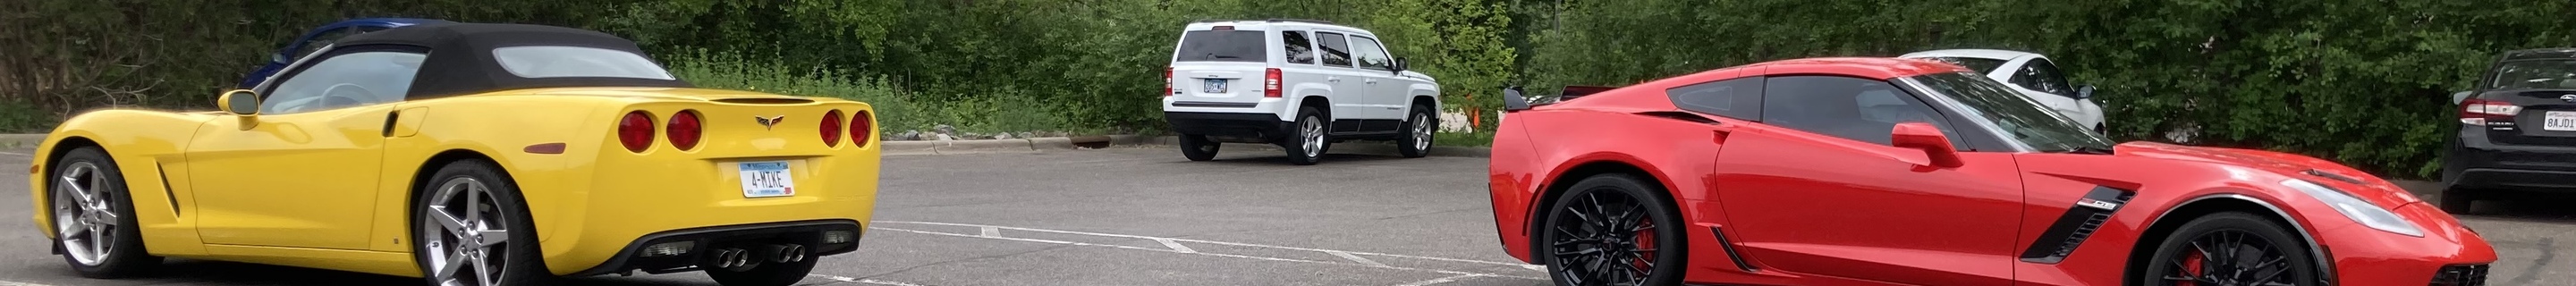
[1899,49,2107,133]
[1161,19,1441,164]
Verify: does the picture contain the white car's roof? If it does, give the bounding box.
[1898,48,2040,61]
[1182,20,1368,35]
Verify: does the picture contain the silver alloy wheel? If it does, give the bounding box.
[421,177,512,286]
[52,162,115,266]
[1300,115,1326,158]
[1410,113,1433,151]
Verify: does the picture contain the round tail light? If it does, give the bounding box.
[616,111,656,153]
[821,110,845,147]
[667,110,703,150]
[849,110,874,147]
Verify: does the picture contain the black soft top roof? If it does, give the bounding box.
[332,22,691,99]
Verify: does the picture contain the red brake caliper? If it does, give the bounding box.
[1631,219,1656,273]
[2178,250,2206,286]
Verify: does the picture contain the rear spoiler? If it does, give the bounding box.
[1502,85,1622,112]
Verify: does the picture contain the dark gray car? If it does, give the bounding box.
[2443,47,2576,213]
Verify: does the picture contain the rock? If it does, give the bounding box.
[993,132,1013,139]
[933,133,954,140]
[962,132,986,139]
[932,124,957,135]
[1016,131,1035,139]
[895,130,922,141]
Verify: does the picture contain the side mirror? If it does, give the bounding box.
[217,89,260,115]
[2451,90,2474,105]
[1393,57,1410,72]
[2076,85,2097,100]
[1502,87,1531,112]
[1890,122,1963,168]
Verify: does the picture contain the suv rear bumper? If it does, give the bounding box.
[1166,112,1293,142]
[2445,128,2576,192]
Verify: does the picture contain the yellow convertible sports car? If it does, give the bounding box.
[25,22,880,286]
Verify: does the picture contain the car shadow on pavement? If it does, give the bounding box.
[2454,192,2576,224]
[129,259,725,286]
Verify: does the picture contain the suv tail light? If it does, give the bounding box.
[2462,98,2520,125]
[667,110,704,150]
[1163,67,1174,97]
[821,110,845,147]
[616,111,656,153]
[1264,68,1283,97]
[849,110,876,147]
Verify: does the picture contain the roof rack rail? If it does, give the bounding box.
[1266,18,1335,24]
[1191,19,1248,23]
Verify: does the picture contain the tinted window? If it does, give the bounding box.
[1760,76,1961,147]
[1668,77,1764,121]
[262,49,426,114]
[492,46,678,80]
[1349,36,1394,71]
[1908,72,2111,152]
[1316,32,1353,67]
[1174,29,1267,63]
[2487,59,2576,89]
[1924,57,2008,73]
[1281,30,1315,64]
[2011,59,2077,96]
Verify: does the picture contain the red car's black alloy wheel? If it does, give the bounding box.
[1546,190,1658,286]
[2160,230,2295,286]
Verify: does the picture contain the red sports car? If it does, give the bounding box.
[1485,57,2496,286]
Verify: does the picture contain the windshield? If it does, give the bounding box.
[2487,59,2576,90]
[1904,72,2114,153]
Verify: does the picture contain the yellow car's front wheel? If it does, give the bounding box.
[48,147,164,278]
[411,160,551,286]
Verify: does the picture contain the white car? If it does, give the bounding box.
[1161,19,1441,164]
[1899,49,2106,133]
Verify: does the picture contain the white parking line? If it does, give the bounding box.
[1153,238,1198,253]
[1392,273,1487,286]
[0,281,55,286]
[869,222,1543,281]
[0,151,27,156]
[809,273,927,286]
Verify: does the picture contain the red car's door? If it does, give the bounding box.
[1709,75,2026,285]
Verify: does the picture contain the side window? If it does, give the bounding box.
[1667,77,1765,121]
[1316,32,1353,67]
[1348,36,1394,71]
[1759,76,1962,148]
[1281,30,1315,64]
[2012,59,2076,96]
[260,46,428,114]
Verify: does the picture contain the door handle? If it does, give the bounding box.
[1366,79,1378,84]
[1328,77,1341,82]
[1710,124,1734,143]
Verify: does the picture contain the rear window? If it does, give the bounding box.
[1174,30,1267,63]
[2488,59,2576,90]
[1923,57,2009,73]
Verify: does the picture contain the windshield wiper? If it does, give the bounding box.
[2063,145,2115,155]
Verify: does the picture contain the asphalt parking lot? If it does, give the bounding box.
[0,145,2568,285]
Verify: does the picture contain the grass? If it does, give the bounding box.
[0,101,50,134]
[1433,130,1496,147]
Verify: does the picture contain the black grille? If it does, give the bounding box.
[2432,265,2490,286]
[2047,192,2137,257]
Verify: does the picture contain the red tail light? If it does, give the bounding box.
[1263,68,1283,97]
[1163,67,1174,97]
[2462,98,2519,125]
[849,110,876,147]
[821,110,845,147]
[616,111,655,153]
[667,110,703,150]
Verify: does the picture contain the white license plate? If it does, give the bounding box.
[2549,111,2576,131]
[1203,79,1228,93]
[738,161,797,198]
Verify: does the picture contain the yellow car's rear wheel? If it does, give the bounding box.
[411,160,551,286]
[48,147,163,278]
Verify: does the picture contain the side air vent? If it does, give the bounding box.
[713,97,817,105]
[2020,186,2137,264]
[1710,226,1758,273]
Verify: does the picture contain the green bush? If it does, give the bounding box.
[663,51,1077,136]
